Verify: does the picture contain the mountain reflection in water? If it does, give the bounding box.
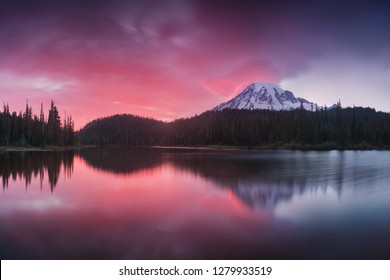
[1,147,390,259]
[2,147,384,211]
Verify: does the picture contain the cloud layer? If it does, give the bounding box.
[1,0,390,128]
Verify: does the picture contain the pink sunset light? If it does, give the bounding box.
[1,0,389,129]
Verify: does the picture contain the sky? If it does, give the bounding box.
[1,0,390,129]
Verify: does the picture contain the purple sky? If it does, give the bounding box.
[1,0,389,128]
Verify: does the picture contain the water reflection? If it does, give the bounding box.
[79,147,165,174]
[78,148,390,211]
[1,147,390,259]
[1,151,74,192]
[2,148,390,211]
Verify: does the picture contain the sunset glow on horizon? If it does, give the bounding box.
[1,0,390,129]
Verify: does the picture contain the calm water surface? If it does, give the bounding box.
[1,147,390,259]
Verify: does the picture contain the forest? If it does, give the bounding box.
[0,101,75,146]
[78,103,390,149]
[2,100,389,149]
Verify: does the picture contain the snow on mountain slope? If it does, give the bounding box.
[212,82,319,111]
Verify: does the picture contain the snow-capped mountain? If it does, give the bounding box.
[212,82,319,111]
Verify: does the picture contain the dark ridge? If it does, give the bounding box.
[77,105,390,149]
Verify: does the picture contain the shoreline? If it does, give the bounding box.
[1,143,390,153]
[152,142,390,151]
[150,144,390,151]
[0,145,97,152]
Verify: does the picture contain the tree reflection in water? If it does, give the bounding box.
[0,147,387,211]
[1,151,74,192]
[1,147,390,259]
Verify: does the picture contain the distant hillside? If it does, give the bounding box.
[77,106,390,149]
[78,104,390,149]
[78,114,165,146]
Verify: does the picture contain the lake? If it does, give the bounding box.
[1,147,390,259]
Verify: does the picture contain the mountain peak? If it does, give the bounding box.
[212,82,318,111]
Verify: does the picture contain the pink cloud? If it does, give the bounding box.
[1,0,389,129]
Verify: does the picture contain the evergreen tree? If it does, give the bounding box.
[47,100,62,145]
[23,100,33,145]
[335,100,344,145]
[351,105,357,143]
[66,115,75,145]
[39,103,46,145]
[297,101,307,144]
[1,103,11,145]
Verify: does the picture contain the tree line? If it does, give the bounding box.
[78,103,390,149]
[0,100,75,146]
